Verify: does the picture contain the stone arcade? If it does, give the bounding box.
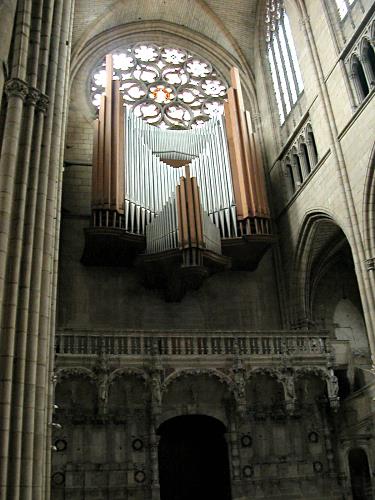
[0,0,374,499]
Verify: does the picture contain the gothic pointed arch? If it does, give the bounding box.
[292,210,349,328]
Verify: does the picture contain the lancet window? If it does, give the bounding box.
[91,43,228,129]
[283,123,318,198]
[265,0,304,124]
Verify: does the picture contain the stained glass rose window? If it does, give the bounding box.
[91,43,228,129]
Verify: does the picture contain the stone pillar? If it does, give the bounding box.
[150,430,160,500]
[306,135,318,168]
[0,0,75,498]
[360,54,375,92]
[321,410,336,476]
[0,76,29,500]
[227,419,241,487]
[298,150,310,179]
[0,1,18,107]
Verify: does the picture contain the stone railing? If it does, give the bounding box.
[56,329,331,358]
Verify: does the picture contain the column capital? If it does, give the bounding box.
[36,93,49,114]
[4,77,28,100]
[25,87,40,107]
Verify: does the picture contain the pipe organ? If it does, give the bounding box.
[83,55,273,299]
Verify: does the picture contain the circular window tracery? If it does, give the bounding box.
[91,43,228,129]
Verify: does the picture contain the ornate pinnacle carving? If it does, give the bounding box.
[5,78,29,100]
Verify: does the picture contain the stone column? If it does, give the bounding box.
[298,150,310,179]
[227,419,241,486]
[150,430,160,500]
[360,54,375,92]
[306,134,318,169]
[0,1,18,108]
[0,76,29,500]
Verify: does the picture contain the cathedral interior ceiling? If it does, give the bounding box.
[71,0,260,74]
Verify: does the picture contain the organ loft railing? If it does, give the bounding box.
[82,55,274,299]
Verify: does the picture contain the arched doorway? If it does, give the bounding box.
[158,415,232,500]
[348,448,373,500]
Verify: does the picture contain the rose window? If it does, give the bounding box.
[91,43,228,129]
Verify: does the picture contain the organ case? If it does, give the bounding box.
[82,55,274,298]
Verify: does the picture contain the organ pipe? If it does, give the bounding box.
[92,54,124,213]
[90,59,271,257]
[224,67,270,221]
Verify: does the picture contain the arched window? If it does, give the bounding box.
[306,128,318,168]
[285,161,296,194]
[300,142,311,175]
[335,0,356,20]
[266,1,304,124]
[292,151,304,185]
[351,55,369,102]
[362,39,375,89]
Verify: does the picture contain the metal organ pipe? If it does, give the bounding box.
[124,109,237,240]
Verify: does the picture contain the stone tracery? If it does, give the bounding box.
[91,43,228,129]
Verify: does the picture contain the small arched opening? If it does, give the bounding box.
[157,415,232,500]
[292,152,304,185]
[352,55,370,101]
[362,39,375,87]
[301,142,311,174]
[286,161,296,194]
[348,448,372,500]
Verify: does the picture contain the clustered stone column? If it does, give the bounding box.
[0,1,75,499]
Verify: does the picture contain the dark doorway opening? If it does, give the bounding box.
[349,448,373,500]
[158,415,232,500]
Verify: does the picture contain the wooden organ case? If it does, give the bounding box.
[82,55,274,300]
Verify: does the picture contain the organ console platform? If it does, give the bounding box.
[81,55,274,300]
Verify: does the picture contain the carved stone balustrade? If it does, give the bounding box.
[56,328,332,368]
